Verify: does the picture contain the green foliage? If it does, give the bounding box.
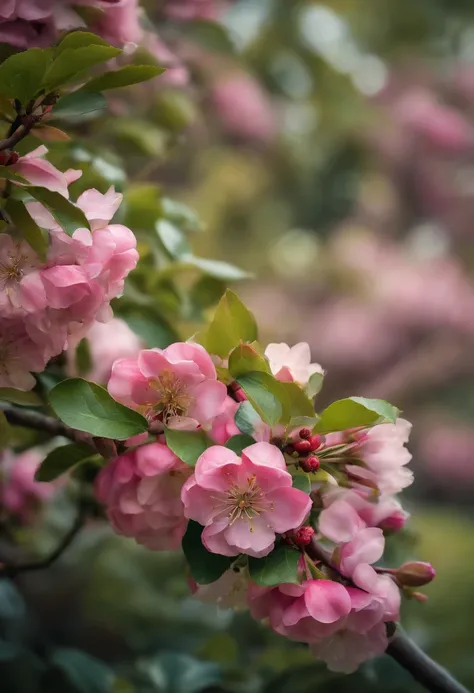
[236,372,283,426]
[35,443,99,482]
[26,187,90,236]
[182,521,234,584]
[0,48,52,103]
[0,388,42,406]
[228,343,271,378]
[164,427,211,466]
[235,400,262,436]
[49,378,148,439]
[43,45,121,91]
[46,648,115,693]
[197,290,258,358]
[292,472,311,494]
[4,198,48,259]
[225,433,256,454]
[181,20,238,55]
[248,545,301,586]
[52,91,108,121]
[316,397,399,434]
[84,65,165,91]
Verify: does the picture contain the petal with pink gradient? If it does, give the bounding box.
[303,580,352,624]
[264,487,312,532]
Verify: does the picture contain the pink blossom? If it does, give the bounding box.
[264,342,323,385]
[108,343,227,430]
[67,318,142,384]
[95,442,192,550]
[181,442,312,558]
[209,396,239,444]
[0,234,45,317]
[10,146,82,199]
[191,566,249,610]
[0,319,47,390]
[310,619,388,674]
[1,448,56,522]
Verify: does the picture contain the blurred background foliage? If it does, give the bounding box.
[2,0,474,691]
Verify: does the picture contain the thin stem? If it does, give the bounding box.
[387,626,471,693]
[0,113,41,151]
[0,504,86,578]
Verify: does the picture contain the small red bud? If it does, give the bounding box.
[292,439,312,453]
[0,152,9,165]
[293,526,315,548]
[299,428,311,439]
[7,151,19,165]
[379,510,407,533]
[300,455,320,473]
[395,562,436,587]
[308,434,322,451]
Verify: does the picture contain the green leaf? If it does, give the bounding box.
[55,32,112,55]
[75,339,93,377]
[4,198,48,260]
[84,64,165,91]
[35,443,98,482]
[236,372,282,426]
[315,397,399,434]
[292,473,311,494]
[49,378,148,440]
[248,545,301,587]
[279,382,315,420]
[197,289,258,358]
[0,167,28,184]
[190,276,226,312]
[228,343,270,379]
[0,388,42,406]
[0,411,11,449]
[306,372,324,398]
[234,401,262,436]
[52,91,107,121]
[155,219,191,259]
[164,427,211,466]
[43,45,121,90]
[181,20,237,55]
[121,313,178,348]
[225,434,255,455]
[27,187,90,236]
[0,48,52,103]
[182,521,234,584]
[187,256,251,280]
[49,648,114,693]
[161,197,202,233]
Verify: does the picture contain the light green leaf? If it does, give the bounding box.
[248,545,301,587]
[0,48,52,103]
[197,289,258,358]
[186,256,251,280]
[53,91,107,121]
[55,32,112,55]
[279,382,315,420]
[49,378,148,440]
[0,388,42,406]
[234,401,262,436]
[161,197,202,233]
[164,427,211,466]
[182,521,234,584]
[156,219,191,259]
[316,397,399,434]
[225,434,255,455]
[292,473,311,494]
[306,372,324,398]
[5,198,48,260]
[43,45,121,90]
[236,372,282,427]
[84,65,165,91]
[228,343,270,379]
[27,187,90,236]
[35,443,98,482]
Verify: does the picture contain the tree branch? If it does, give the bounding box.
[387,627,471,693]
[0,114,42,152]
[0,504,86,578]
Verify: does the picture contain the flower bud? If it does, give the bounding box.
[7,151,19,165]
[292,526,315,547]
[308,434,322,451]
[379,509,408,533]
[300,455,320,473]
[395,562,436,587]
[292,440,312,454]
[299,428,311,439]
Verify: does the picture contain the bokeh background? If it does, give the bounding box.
[2,1,474,691]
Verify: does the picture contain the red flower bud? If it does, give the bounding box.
[0,152,9,165]
[292,440,312,453]
[308,434,322,451]
[7,151,19,165]
[293,526,315,548]
[395,562,436,587]
[299,428,311,439]
[300,455,320,473]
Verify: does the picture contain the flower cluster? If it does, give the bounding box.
[0,0,142,49]
[0,147,138,390]
[94,336,432,674]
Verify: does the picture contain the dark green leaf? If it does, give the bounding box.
[84,64,165,91]
[182,521,234,584]
[144,652,221,693]
[248,545,301,586]
[49,648,114,693]
[197,289,258,358]
[292,473,311,494]
[0,388,42,406]
[316,397,399,434]
[53,91,107,121]
[55,32,112,55]
[235,401,262,436]
[49,378,148,439]
[189,276,226,311]
[228,343,271,379]
[43,45,121,90]
[181,20,237,55]
[5,198,48,259]
[27,187,90,236]
[164,427,211,466]
[35,443,98,482]
[236,372,283,426]
[0,48,52,103]
[225,434,255,455]
[156,219,191,259]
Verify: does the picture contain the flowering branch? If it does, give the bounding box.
[0,113,42,152]
[387,627,471,693]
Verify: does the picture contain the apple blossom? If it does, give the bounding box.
[1,448,56,522]
[181,442,312,558]
[264,342,323,385]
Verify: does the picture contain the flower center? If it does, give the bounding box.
[148,371,193,423]
[0,255,24,287]
[220,475,272,526]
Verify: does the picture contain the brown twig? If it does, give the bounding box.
[0,114,41,152]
